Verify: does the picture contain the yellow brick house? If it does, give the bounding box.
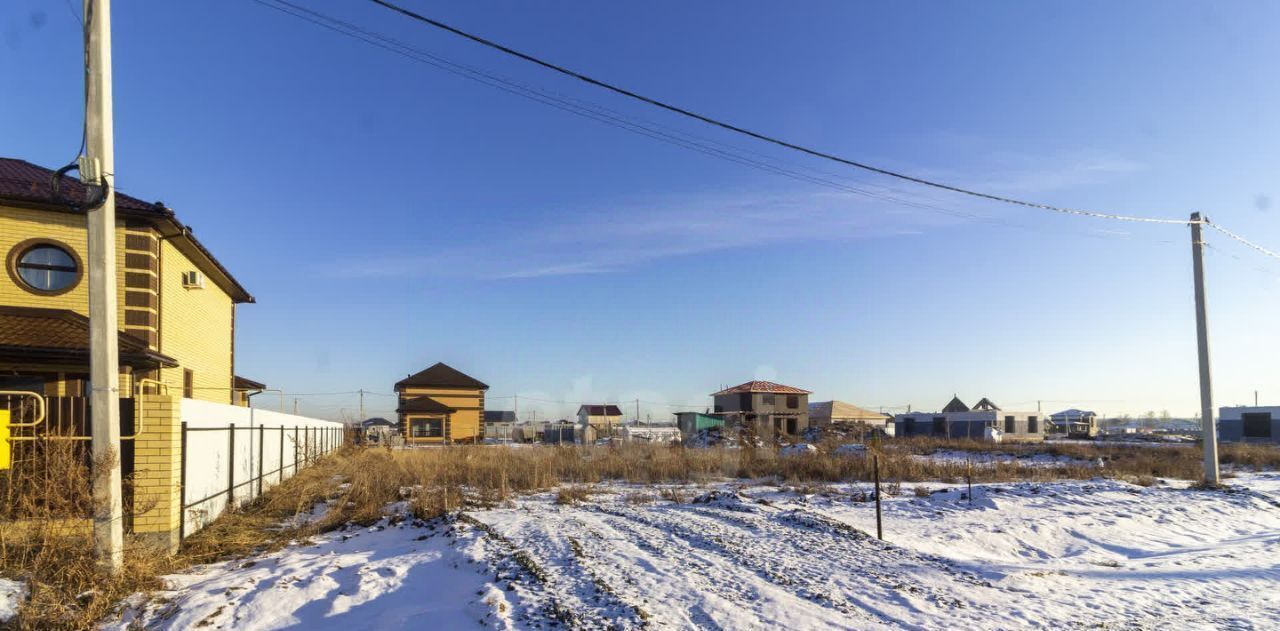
[0,157,255,401]
[395,362,488,444]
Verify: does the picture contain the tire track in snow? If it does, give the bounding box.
[593,498,898,627]
[461,512,646,629]
[603,493,1025,629]
[562,510,855,630]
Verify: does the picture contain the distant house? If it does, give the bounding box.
[1219,406,1280,443]
[808,401,891,429]
[394,362,488,444]
[674,411,726,441]
[712,380,812,436]
[894,396,1043,442]
[1049,409,1099,438]
[512,421,547,443]
[543,420,577,444]
[360,417,399,444]
[484,410,518,442]
[577,404,624,439]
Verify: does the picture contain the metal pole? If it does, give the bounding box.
[85,0,123,575]
[967,459,973,504]
[359,389,364,421]
[1190,212,1220,485]
[257,425,265,498]
[178,421,188,541]
[227,424,236,508]
[873,455,883,540]
[279,425,285,483]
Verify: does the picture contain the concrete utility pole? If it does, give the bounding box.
[84,0,123,575]
[358,389,364,421]
[1190,212,1220,485]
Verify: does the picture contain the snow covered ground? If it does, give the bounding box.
[106,473,1280,630]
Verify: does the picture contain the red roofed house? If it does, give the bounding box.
[711,380,812,437]
[577,404,624,441]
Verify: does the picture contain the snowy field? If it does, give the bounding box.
[105,473,1280,630]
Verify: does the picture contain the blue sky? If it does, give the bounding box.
[3,1,1278,421]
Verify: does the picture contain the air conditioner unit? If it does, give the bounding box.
[181,271,205,289]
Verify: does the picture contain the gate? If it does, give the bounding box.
[1,394,137,531]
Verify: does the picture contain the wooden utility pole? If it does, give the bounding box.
[1190,212,1220,485]
[85,0,123,574]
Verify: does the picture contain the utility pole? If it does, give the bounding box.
[293,398,299,415]
[358,389,364,421]
[85,0,123,575]
[513,393,518,421]
[636,398,640,424]
[1190,212,1220,485]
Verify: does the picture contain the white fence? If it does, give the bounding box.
[180,398,344,537]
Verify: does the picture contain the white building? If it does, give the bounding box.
[893,396,1044,442]
[1219,406,1280,442]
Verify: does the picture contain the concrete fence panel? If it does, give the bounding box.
[178,398,343,540]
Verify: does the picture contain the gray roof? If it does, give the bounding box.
[484,410,519,423]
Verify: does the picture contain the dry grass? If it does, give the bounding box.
[2,438,1277,629]
[0,437,168,630]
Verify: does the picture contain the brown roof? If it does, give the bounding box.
[397,396,455,414]
[0,157,164,215]
[711,380,812,396]
[0,306,177,368]
[577,404,622,416]
[395,362,489,390]
[233,375,267,391]
[0,158,254,304]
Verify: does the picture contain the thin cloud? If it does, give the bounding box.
[320,152,1141,280]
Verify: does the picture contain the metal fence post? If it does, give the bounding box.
[293,426,299,474]
[227,423,236,510]
[279,425,285,483]
[874,455,883,541]
[257,424,265,498]
[179,421,188,541]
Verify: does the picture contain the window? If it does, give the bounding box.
[1028,416,1039,434]
[932,417,947,435]
[1005,416,1015,433]
[411,417,444,438]
[1243,413,1273,438]
[183,369,194,399]
[10,241,81,295]
[762,394,775,406]
[786,395,799,409]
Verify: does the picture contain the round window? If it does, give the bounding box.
[15,244,80,293]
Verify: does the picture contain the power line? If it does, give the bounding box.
[1205,221,1280,261]
[253,0,989,224]
[367,0,1188,226]
[262,0,1280,265]
[255,0,1182,249]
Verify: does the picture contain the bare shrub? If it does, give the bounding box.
[658,487,686,504]
[555,485,595,506]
